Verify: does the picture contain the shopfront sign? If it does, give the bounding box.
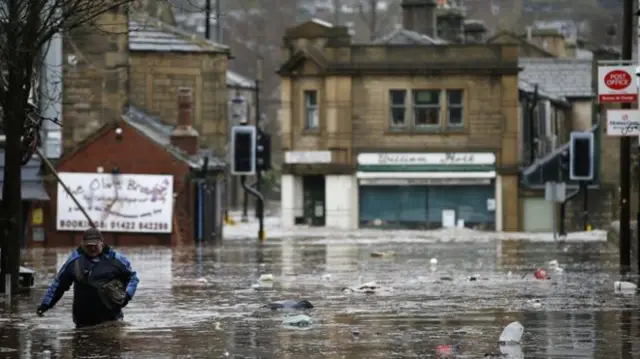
[359,178,491,186]
[56,172,173,233]
[357,152,495,172]
[597,66,637,103]
[285,151,332,164]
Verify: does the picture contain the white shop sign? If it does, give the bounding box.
[285,151,332,164]
[597,66,638,103]
[606,109,640,136]
[56,172,174,233]
[357,152,496,165]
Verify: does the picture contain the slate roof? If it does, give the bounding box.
[372,27,446,45]
[0,149,49,200]
[518,58,593,99]
[518,79,570,107]
[122,107,226,170]
[128,17,228,53]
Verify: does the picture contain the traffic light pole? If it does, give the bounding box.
[580,181,588,231]
[240,175,265,240]
[255,78,262,221]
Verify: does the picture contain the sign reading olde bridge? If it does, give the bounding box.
[56,172,174,233]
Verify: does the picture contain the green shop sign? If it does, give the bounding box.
[356,152,496,172]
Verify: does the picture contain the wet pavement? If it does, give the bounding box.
[0,237,639,358]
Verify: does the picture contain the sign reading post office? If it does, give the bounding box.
[598,66,637,103]
[56,172,174,233]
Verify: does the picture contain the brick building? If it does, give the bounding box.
[34,89,225,247]
[277,0,521,230]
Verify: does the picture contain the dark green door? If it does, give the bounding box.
[303,175,325,226]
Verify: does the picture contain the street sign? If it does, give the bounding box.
[606,109,640,136]
[545,181,566,203]
[597,66,637,103]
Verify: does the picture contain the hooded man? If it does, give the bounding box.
[37,227,139,328]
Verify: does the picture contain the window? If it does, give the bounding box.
[304,90,318,130]
[413,90,440,126]
[446,90,463,127]
[389,90,407,127]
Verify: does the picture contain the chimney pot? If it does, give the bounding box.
[177,87,193,127]
[171,87,199,156]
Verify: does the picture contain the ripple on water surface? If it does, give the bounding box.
[1,239,638,358]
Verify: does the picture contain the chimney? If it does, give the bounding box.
[528,28,567,58]
[463,20,487,43]
[436,5,465,43]
[401,0,437,38]
[170,87,199,156]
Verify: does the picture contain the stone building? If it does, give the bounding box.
[62,11,233,156]
[277,0,521,231]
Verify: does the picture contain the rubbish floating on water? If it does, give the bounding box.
[507,271,513,279]
[499,321,524,344]
[283,314,314,328]
[614,281,637,293]
[435,344,453,356]
[526,298,542,308]
[439,276,453,281]
[42,350,51,359]
[342,280,379,294]
[266,299,314,310]
[322,273,332,281]
[499,343,523,359]
[370,251,395,258]
[430,258,438,265]
[258,274,274,282]
[534,268,550,280]
[196,277,208,284]
[251,282,274,290]
[548,259,564,273]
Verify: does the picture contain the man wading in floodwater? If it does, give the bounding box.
[37,228,139,328]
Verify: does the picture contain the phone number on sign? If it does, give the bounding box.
[109,221,169,231]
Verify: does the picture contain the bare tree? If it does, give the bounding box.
[0,0,136,294]
[358,0,400,41]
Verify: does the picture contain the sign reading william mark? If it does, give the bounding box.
[56,172,174,233]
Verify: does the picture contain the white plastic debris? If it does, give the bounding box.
[258,274,274,282]
[343,280,380,294]
[548,259,564,273]
[283,314,314,328]
[507,271,513,279]
[430,258,438,265]
[322,273,332,281]
[526,298,542,308]
[196,277,208,284]
[499,344,523,359]
[499,321,524,344]
[42,350,51,359]
[614,281,637,293]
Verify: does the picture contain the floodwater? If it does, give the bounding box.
[0,237,639,358]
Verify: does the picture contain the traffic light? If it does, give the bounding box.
[256,130,272,171]
[230,125,256,175]
[569,131,594,181]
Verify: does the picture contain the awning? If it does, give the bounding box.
[0,182,50,201]
[356,171,496,179]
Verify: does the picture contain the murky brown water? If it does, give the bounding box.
[0,238,638,358]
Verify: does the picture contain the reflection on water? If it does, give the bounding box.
[0,240,638,357]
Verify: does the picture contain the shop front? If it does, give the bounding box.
[356,152,499,230]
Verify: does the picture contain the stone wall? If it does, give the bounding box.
[62,10,129,150]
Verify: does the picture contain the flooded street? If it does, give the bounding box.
[1,236,639,358]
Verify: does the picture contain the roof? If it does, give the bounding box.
[0,150,50,200]
[518,58,593,99]
[485,30,556,58]
[518,79,570,107]
[122,107,226,170]
[227,70,256,89]
[128,16,229,53]
[372,27,446,45]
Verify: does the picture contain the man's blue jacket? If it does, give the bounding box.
[39,245,139,327]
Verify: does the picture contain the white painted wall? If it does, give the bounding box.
[281,175,303,227]
[325,175,357,229]
[495,175,503,231]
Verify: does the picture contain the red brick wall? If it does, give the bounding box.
[39,121,195,247]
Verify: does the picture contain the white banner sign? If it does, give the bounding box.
[606,109,640,136]
[285,151,332,164]
[56,173,174,233]
[597,66,637,103]
[357,152,496,166]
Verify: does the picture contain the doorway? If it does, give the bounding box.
[302,175,325,226]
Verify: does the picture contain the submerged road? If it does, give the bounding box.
[0,236,638,358]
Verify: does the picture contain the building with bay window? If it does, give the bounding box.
[278,0,520,231]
